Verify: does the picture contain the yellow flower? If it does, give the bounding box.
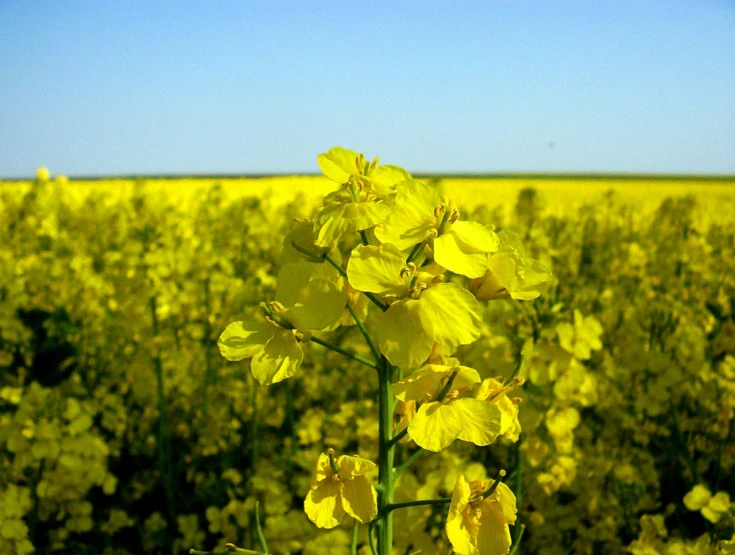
[304,451,378,529]
[346,244,482,369]
[433,219,500,278]
[374,179,499,277]
[473,377,524,443]
[446,474,517,555]
[394,363,502,452]
[315,147,410,246]
[218,262,347,385]
[556,309,603,360]
[469,231,551,301]
[684,484,731,523]
[374,179,446,250]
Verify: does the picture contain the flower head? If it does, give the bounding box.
[304,451,378,529]
[346,244,482,369]
[469,231,551,301]
[218,262,347,385]
[446,474,517,555]
[315,147,410,246]
[394,363,502,452]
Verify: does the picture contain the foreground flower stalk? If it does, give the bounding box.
[214,146,551,554]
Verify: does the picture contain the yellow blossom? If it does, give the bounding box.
[304,451,377,529]
[683,484,731,523]
[394,363,502,451]
[446,474,517,555]
[468,230,551,301]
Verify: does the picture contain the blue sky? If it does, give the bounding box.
[1,1,733,177]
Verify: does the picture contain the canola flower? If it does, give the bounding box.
[446,473,517,555]
[214,146,550,553]
[304,449,378,529]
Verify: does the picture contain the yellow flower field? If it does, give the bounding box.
[1,159,734,554]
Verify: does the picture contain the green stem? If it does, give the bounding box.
[254,502,269,554]
[377,357,395,554]
[394,448,424,477]
[346,302,380,363]
[324,254,388,312]
[251,379,259,472]
[387,428,408,448]
[360,230,370,246]
[149,295,176,525]
[508,524,526,555]
[386,497,451,512]
[436,370,458,402]
[406,242,423,264]
[513,442,524,545]
[368,521,378,555]
[310,336,378,370]
[481,469,507,499]
[350,519,359,555]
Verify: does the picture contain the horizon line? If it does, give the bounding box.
[2,171,734,183]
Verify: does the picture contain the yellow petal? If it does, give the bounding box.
[709,491,731,512]
[317,147,360,183]
[285,278,347,331]
[217,320,275,361]
[476,502,512,555]
[337,455,377,478]
[369,164,412,194]
[374,180,443,250]
[311,453,335,485]
[340,476,378,523]
[433,232,489,278]
[446,475,477,555]
[453,399,502,447]
[347,244,408,296]
[377,299,434,369]
[491,482,517,526]
[316,202,393,247]
[683,485,712,512]
[408,401,463,452]
[392,363,457,402]
[251,329,303,385]
[451,220,500,253]
[420,283,482,353]
[304,480,344,529]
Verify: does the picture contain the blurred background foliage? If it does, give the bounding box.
[1,175,734,554]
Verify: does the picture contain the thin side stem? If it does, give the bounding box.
[350,519,359,555]
[310,336,378,370]
[387,428,408,449]
[360,230,370,246]
[508,524,526,555]
[513,441,524,545]
[406,242,423,264]
[254,502,268,554]
[324,254,388,312]
[368,521,378,555]
[386,497,451,512]
[394,448,424,477]
[346,302,380,363]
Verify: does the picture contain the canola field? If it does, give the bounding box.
[1,156,734,555]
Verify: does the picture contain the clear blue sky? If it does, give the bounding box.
[1,1,734,177]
